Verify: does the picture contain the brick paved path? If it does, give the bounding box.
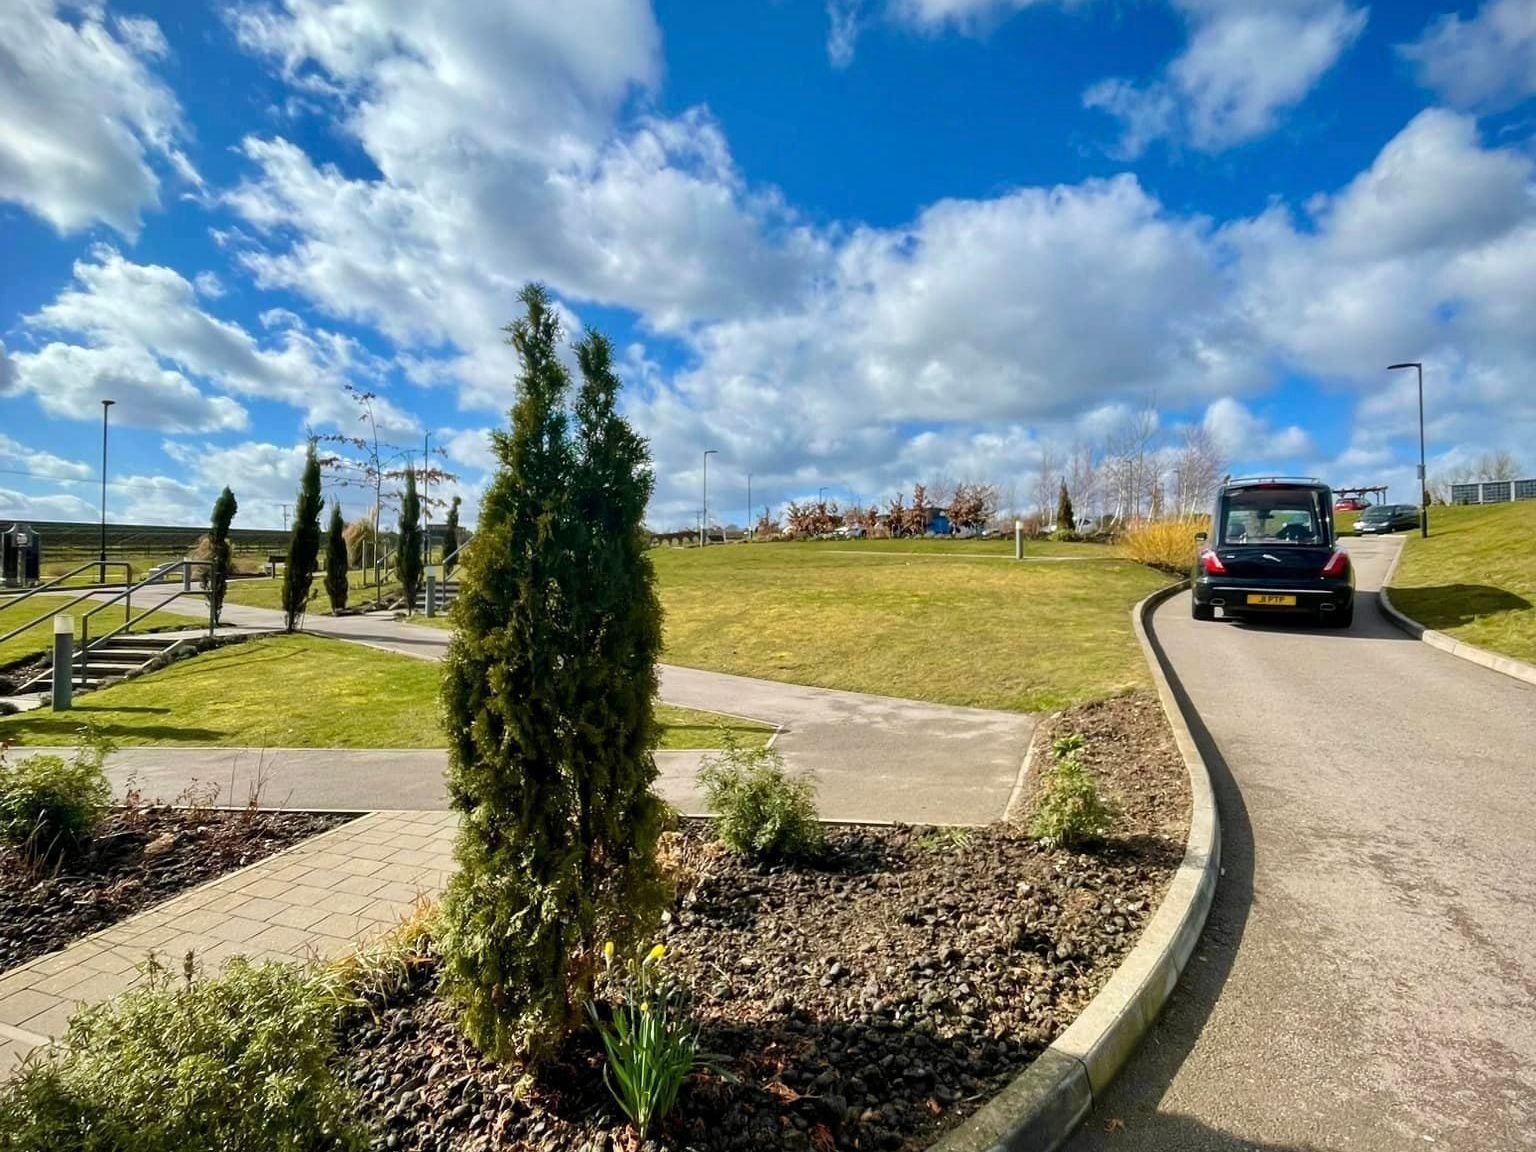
[0,810,455,1076]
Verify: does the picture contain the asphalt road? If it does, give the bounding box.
[1067,535,1536,1151]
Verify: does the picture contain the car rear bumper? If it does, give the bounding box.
[1193,577,1353,616]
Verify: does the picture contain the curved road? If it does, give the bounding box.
[1069,536,1536,1150]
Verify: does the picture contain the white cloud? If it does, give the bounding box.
[0,432,94,482]
[888,0,1060,32]
[0,0,194,236]
[12,247,416,436]
[1401,0,1536,110]
[827,0,864,66]
[1086,1,1367,156]
[0,486,97,522]
[1203,397,1312,462]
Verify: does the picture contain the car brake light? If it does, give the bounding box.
[1321,550,1349,578]
[1200,549,1227,575]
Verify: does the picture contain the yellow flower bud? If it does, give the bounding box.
[646,943,666,964]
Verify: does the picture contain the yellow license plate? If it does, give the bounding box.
[1246,593,1297,606]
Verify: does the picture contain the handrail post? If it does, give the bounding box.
[182,562,192,593]
[78,615,88,690]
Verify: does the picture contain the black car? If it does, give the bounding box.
[1354,503,1421,534]
[1191,477,1355,628]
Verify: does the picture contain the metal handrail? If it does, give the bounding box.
[0,559,132,616]
[0,574,138,649]
[74,561,216,685]
[438,539,469,577]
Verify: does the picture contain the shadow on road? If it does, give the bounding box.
[1064,604,1260,1151]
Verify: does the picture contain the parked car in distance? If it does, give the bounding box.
[1354,504,1421,534]
[1191,477,1354,628]
[1335,497,1370,512]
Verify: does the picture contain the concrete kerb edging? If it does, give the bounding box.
[1377,541,1536,689]
[928,580,1221,1152]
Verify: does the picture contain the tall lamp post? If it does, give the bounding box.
[98,399,115,584]
[817,486,828,504]
[1387,362,1428,538]
[701,449,717,547]
[746,472,752,542]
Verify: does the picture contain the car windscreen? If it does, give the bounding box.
[1219,486,1328,546]
[1362,506,1395,519]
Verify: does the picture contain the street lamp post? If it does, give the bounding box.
[747,472,752,542]
[1387,362,1428,538]
[98,400,115,584]
[701,449,718,547]
[818,486,828,505]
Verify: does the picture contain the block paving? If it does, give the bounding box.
[0,809,456,1077]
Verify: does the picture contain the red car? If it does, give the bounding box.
[1334,497,1369,512]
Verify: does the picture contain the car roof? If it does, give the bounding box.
[1221,476,1329,492]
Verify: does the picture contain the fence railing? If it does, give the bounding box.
[73,561,217,686]
[0,561,136,650]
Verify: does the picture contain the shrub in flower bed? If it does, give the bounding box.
[699,734,824,863]
[0,955,367,1152]
[0,732,112,867]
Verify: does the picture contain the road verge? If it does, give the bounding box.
[1378,542,1536,689]
[929,581,1221,1152]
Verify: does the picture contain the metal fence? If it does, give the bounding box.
[1449,479,1536,505]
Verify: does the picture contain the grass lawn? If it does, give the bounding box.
[0,595,206,669]
[221,569,398,614]
[650,540,1171,712]
[0,634,772,751]
[1387,501,1536,665]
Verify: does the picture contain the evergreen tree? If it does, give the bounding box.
[324,501,349,613]
[208,487,238,624]
[1057,480,1076,533]
[442,496,463,579]
[397,466,423,613]
[439,285,664,1064]
[281,442,324,632]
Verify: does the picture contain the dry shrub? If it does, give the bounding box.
[1123,517,1208,573]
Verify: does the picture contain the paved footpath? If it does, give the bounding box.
[71,587,1034,826]
[1067,537,1536,1151]
[0,810,455,1077]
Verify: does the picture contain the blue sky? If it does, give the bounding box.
[2,0,1534,530]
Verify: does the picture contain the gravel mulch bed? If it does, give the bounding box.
[340,692,1190,1152]
[0,806,353,973]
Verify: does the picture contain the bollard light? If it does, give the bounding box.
[52,615,74,711]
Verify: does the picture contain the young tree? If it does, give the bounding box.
[324,501,349,613]
[442,495,463,578]
[397,465,423,613]
[1057,481,1075,533]
[207,487,238,624]
[281,443,324,632]
[439,285,664,1064]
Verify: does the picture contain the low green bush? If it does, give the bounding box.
[588,942,699,1137]
[0,955,367,1152]
[0,730,113,865]
[698,732,823,862]
[1029,733,1114,848]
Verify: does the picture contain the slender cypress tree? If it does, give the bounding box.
[208,487,238,624]
[1057,480,1076,533]
[439,284,663,1064]
[281,442,324,633]
[324,501,349,613]
[397,466,423,612]
[442,496,462,579]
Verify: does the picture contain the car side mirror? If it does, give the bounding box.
[1194,531,1208,542]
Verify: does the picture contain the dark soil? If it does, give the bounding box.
[0,655,50,696]
[340,690,1191,1152]
[0,806,353,973]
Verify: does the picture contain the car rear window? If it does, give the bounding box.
[1219,486,1329,546]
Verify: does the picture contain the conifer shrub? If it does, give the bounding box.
[281,442,325,632]
[324,501,350,613]
[699,734,823,862]
[438,285,666,1065]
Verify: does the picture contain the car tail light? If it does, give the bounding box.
[1321,550,1350,578]
[1200,548,1227,575]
